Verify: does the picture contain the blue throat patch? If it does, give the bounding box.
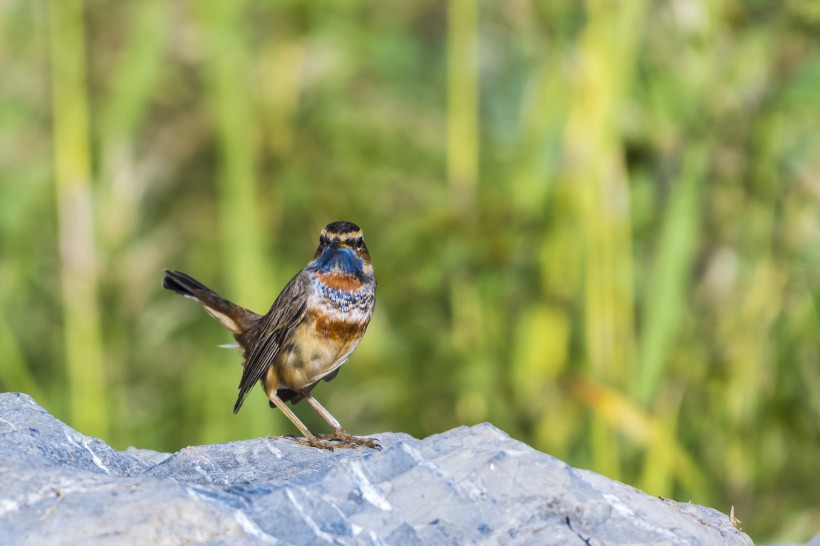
[309,246,363,275]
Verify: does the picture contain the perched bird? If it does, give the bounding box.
[162,221,378,450]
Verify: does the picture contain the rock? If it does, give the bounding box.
[0,392,753,545]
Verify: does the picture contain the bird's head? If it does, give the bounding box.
[309,221,374,278]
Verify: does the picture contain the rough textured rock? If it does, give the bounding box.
[0,392,753,545]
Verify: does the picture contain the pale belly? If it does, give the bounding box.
[263,314,364,393]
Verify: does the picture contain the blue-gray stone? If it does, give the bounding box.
[0,392,754,545]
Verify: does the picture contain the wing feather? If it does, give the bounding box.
[232,271,311,413]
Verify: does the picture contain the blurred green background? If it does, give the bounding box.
[1,0,819,542]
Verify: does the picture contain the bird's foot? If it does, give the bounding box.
[269,432,380,451]
[267,434,337,451]
[295,436,342,451]
[317,430,382,450]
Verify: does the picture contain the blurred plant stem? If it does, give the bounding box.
[563,0,647,479]
[197,0,278,439]
[448,0,488,423]
[636,143,706,404]
[447,0,478,211]
[47,0,109,440]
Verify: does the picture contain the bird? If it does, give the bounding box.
[162,221,379,450]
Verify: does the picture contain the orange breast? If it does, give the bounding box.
[264,307,368,394]
[315,271,365,292]
[312,309,369,342]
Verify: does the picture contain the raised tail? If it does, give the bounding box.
[162,269,260,334]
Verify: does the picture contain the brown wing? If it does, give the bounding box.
[232,271,311,413]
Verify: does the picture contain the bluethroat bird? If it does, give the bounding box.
[162,221,379,450]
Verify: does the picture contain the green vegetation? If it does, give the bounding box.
[1,1,818,541]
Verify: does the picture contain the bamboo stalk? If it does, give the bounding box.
[447,0,488,423]
[47,0,109,439]
[636,143,706,403]
[197,0,275,439]
[447,0,479,211]
[562,0,648,478]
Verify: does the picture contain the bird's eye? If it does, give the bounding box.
[355,238,363,249]
[320,235,329,246]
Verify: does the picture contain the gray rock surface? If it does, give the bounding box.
[0,392,753,545]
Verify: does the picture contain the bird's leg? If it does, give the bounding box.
[267,392,337,451]
[301,394,381,450]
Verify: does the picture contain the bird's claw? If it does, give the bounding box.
[317,431,382,451]
[268,433,381,451]
[293,436,339,451]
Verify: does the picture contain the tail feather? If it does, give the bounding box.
[163,269,260,334]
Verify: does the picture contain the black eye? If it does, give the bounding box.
[320,235,329,246]
[356,238,363,249]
